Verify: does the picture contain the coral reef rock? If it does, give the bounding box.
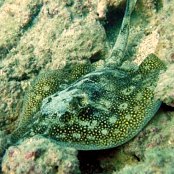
[114,147,174,174]
[155,63,174,107]
[2,135,80,174]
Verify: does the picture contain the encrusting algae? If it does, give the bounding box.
[9,0,166,150]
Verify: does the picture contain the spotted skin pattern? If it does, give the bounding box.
[10,0,166,150]
[11,54,166,150]
[13,63,94,138]
[30,54,165,150]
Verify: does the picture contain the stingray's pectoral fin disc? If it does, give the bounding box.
[138,54,166,75]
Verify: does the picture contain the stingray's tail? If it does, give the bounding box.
[106,0,137,67]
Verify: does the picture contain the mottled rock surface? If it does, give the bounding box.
[2,135,80,174]
[155,64,174,107]
[114,147,174,174]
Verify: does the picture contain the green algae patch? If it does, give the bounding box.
[0,0,4,7]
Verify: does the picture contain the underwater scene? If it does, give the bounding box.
[0,0,174,173]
